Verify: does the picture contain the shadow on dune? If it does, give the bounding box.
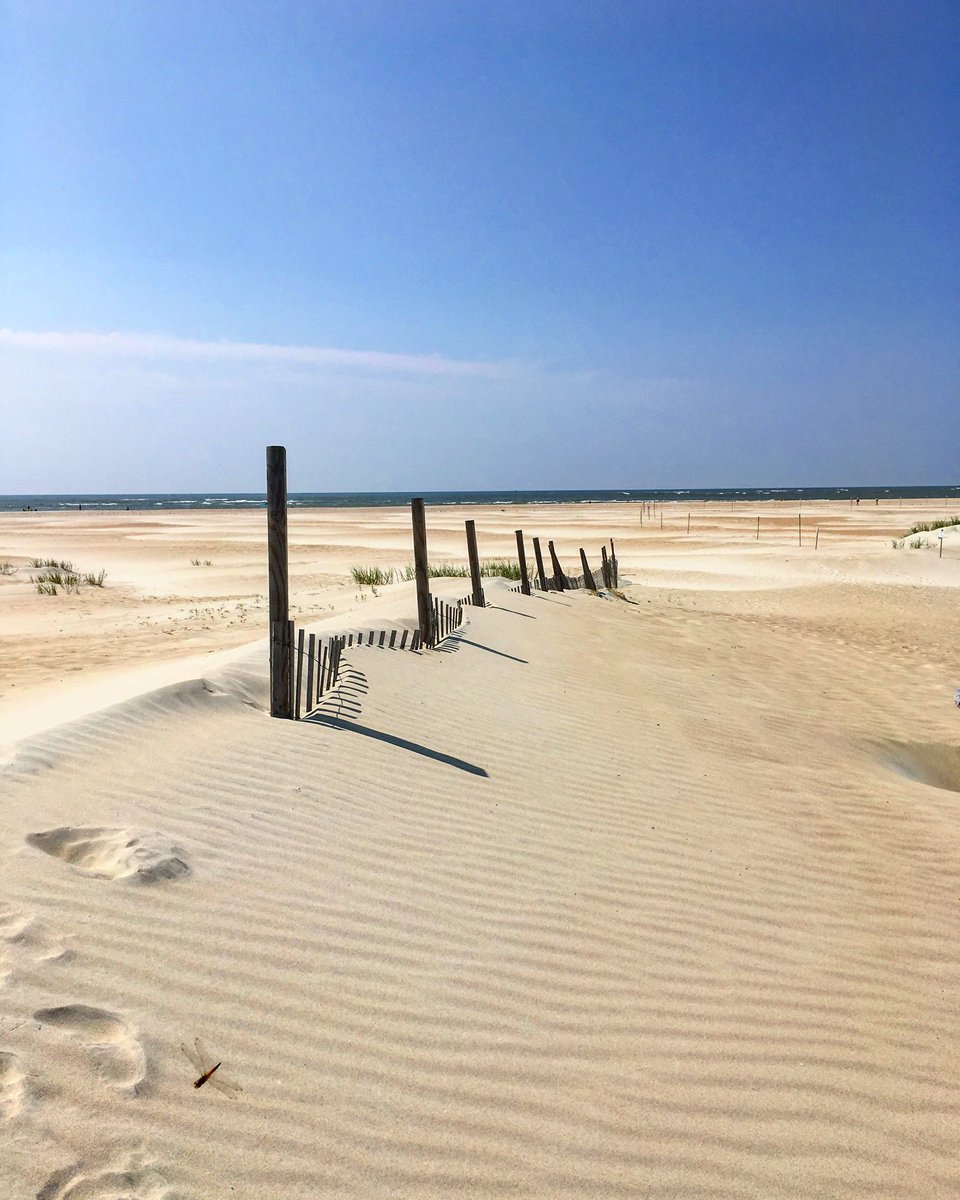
[487,604,536,619]
[302,662,487,776]
[304,713,488,777]
[434,631,527,664]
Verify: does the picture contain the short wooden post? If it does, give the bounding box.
[687,513,691,534]
[465,519,484,607]
[515,530,531,595]
[411,498,434,647]
[267,446,293,719]
[548,540,566,591]
[579,548,597,590]
[601,545,612,588]
[609,539,618,587]
[532,537,548,590]
[815,526,820,550]
[756,513,760,540]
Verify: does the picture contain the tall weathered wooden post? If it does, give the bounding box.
[548,540,566,591]
[609,538,618,587]
[267,445,292,719]
[411,498,434,646]
[579,548,596,590]
[532,537,548,591]
[465,519,484,607]
[601,545,611,588]
[515,530,531,595]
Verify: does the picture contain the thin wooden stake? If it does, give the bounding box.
[305,633,316,710]
[294,627,305,719]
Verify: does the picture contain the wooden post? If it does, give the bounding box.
[815,526,820,550]
[548,540,566,591]
[660,508,663,530]
[532,537,548,590]
[579,548,597,590]
[465,519,484,607]
[609,539,618,587]
[515,530,531,595]
[411,498,434,647]
[756,513,760,540]
[601,545,611,588]
[267,446,292,719]
[687,513,691,534]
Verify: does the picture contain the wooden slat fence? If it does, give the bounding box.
[288,599,465,719]
[510,545,618,593]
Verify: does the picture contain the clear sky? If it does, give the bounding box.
[2,0,957,492]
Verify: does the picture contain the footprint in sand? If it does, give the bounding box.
[0,1050,25,1120]
[26,827,190,883]
[33,1005,147,1092]
[37,1153,169,1200]
[0,905,70,983]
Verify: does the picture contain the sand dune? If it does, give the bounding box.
[1,502,960,1196]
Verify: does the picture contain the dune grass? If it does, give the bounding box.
[351,559,523,586]
[906,516,960,535]
[31,557,76,570]
[31,564,107,594]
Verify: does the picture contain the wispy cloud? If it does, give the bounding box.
[0,328,517,379]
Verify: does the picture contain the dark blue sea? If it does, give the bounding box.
[2,486,958,513]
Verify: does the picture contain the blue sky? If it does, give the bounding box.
[1,0,957,491]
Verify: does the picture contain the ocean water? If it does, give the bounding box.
[2,486,958,513]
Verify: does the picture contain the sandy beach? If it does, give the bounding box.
[2,498,960,1198]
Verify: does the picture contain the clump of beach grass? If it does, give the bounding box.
[480,559,522,580]
[31,564,107,593]
[351,565,396,586]
[0,562,15,575]
[351,559,524,586]
[190,558,213,566]
[907,516,960,535]
[31,557,76,571]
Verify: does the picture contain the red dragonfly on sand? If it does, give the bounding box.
[181,1038,242,1098]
